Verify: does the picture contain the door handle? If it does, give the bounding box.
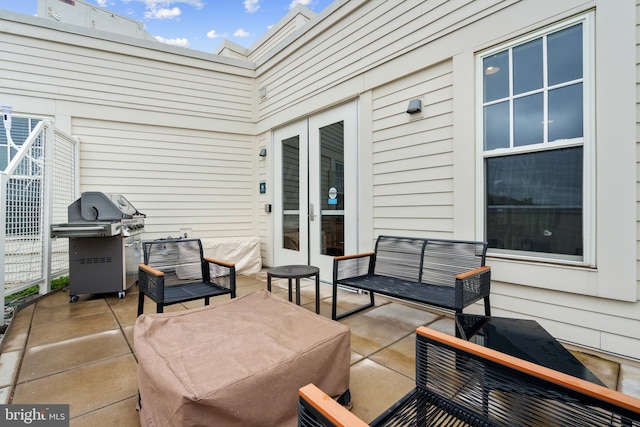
[309,203,315,221]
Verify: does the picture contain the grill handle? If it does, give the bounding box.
[51,226,106,232]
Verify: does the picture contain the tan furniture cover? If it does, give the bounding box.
[135,290,350,427]
[201,237,262,275]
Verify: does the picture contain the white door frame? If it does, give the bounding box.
[272,101,358,282]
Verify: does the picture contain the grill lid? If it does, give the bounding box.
[68,192,144,222]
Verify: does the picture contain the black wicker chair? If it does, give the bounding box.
[137,238,236,315]
[299,326,640,426]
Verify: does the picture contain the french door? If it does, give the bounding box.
[273,102,358,281]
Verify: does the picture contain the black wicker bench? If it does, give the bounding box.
[298,326,640,427]
[137,238,236,315]
[331,235,491,320]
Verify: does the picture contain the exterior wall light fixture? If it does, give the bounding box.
[259,148,267,157]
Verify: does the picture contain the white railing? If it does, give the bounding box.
[0,120,77,303]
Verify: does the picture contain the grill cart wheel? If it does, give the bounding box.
[70,295,80,303]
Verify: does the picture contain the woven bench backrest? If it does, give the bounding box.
[421,239,487,287]
[373,236,487,286]
[373,236,426,281]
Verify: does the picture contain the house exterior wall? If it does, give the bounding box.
[1,0,639,361]
[255,0,640,360]
[0,11,258,240]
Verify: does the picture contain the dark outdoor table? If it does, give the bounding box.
[455,313,605,386]
[267,265,320,314]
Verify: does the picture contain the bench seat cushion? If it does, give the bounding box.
[135,290,351,427]
[338,274,459,310]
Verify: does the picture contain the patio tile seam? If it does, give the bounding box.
[68,394,139,421]
[7,303,37,403]
[14,350,136,387]
[106,300,139,360]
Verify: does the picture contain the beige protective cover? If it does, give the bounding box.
[134,290,350,427]
[200,237,262,275]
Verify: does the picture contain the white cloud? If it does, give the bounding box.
[154,35,190,47]
[123,1,204,20]
[95,0,108,7]
[234,28,250,38]
[133,0,204,9]
[206,29,221,39]
[244,0,260,13]
[289,0,313,10]
[145,6,181,19]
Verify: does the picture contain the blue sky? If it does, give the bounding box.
[0,0,333,53]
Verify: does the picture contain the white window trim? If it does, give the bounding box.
[475,12,595,267]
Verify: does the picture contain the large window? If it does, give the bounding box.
[480,15,592,262]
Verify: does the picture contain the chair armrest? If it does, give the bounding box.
[138,263,164,277]
[454,265,491,306]
[203,257,235,268]
[138,264,165,303]
[333,252,375,283]
[299,384,369,427]
[416,326,640,416]
[204,258,236,297]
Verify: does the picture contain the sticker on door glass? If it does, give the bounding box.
[328,187,338,205]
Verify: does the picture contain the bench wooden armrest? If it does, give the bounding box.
[454,265,491,314]
[455,265,490,280]
[334,252,375,262]
[299,384,369,427]
[138,263,164,277]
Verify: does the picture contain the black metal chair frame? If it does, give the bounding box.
[137,238,236,315]
[298,326,640,426]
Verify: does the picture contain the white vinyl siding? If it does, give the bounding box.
[1,14,256,239]
[255,0,518,130]
[73,119,254,238]
[372,62,454,239]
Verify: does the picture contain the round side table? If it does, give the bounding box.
[267,265,320,314]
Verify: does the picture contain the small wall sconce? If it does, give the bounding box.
[259,148,267,157]
[406,99,422,114]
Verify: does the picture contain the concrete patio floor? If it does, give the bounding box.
[1,269,639,426]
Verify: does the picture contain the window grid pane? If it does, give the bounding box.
[482,24,584,151]
[481,19,586,259]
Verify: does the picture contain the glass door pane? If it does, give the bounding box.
[319,121,344,256]
[308,101,357,281]
[273,121,308,267]
[282,136,300,251]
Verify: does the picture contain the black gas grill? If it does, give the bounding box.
[51,192,145,302]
